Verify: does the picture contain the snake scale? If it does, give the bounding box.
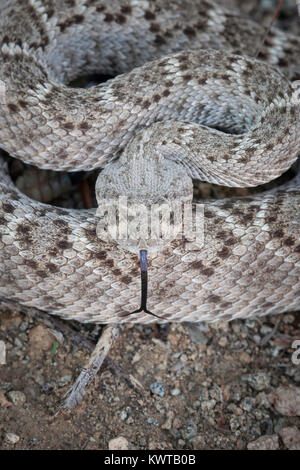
[0,0,299,323]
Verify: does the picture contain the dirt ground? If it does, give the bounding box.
[0,0,300,452]
[0,305,299,450]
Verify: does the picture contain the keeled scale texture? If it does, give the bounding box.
[0,0,299,323]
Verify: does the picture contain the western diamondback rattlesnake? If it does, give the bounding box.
[0,0,299,323]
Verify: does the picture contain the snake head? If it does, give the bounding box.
[95,131,193,255]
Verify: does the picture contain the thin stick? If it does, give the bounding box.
[61,324,123,409]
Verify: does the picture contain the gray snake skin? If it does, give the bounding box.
[0,0,299,323]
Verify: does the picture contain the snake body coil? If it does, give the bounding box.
[0,0,299,323]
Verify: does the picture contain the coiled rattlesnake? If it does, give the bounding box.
[0,0,299,323]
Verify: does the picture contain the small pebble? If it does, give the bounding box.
[4,433,20,445]
[14,337,22,348]
[191,434,206,449]
[57,374,72,386]
[181,421,198,440]
[146,417,160,427]
[0,382,12,392]
[228,403,243,416]
[132,352,141,363]
[218,337,228,347]
[177,439,186,447]
[260,325,273,335]
[150,381,165,397]
[240,397,255,412]
[119,410,128,421]
[0,392,12,408]
[0,340,6,365]
[229,416,241,433]
[242,372,270,391]
[247,434,279,450]
[209,386,223,402]
[108,436,129,450]
[232,323,241,334]
[40,382,55,394]
[19,321,28,332]
[282,314,295,324]
[119,407,131,421]
[7,391,26,406]
[279,426,300,450]
[162,411,174,431]
[253,335,261,344]
[255,392,271,408]
[269,385,300,416]
[28,438,38,447]
[231,387,242,402]
[245,319,256,329]
[239,352,251,364]
[201,399,216,412]
[172,417,182,430]
[28,325,54,355]
[187,323,209,344]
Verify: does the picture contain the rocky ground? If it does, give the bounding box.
[0,305,299,450]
